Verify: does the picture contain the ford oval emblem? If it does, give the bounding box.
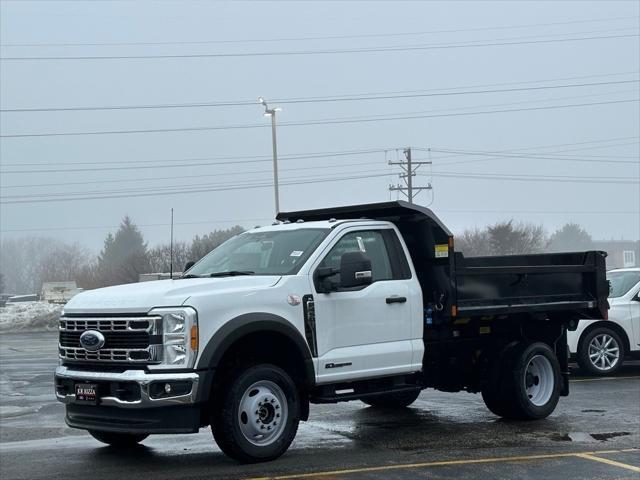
[79,330,105,352]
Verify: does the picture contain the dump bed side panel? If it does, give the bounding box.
[454,251,609,319]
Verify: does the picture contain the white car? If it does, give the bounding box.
[568,268,640,375]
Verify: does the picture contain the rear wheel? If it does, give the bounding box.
[211,364,300,463]
[482,342,561,420]
[577,327,625,376]
[361,389,421,408]
[88,430,148,447]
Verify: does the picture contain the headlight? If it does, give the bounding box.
[147,307,198,370]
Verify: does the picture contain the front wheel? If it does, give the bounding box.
[88,430,148,447]
[577,327,625,376]
[211,364,300,463]
[482,342,561,420]
[361,389,421,408]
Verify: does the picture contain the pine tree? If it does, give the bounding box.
[97,217,149,285]
[547,223,593,253]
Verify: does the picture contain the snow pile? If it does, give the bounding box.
[0,302,63,332]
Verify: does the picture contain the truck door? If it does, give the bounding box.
[310,227,422,384]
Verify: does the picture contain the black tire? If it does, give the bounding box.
[481,381,513,418]
[577,327,625,376]
[361,389,421,408]
[482,342,561,420]
[211,364,300,463]
[88,430,148,447]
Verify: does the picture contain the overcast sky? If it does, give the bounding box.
[1,0,639,252]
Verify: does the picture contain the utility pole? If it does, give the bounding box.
[388,147,432,204]
[259,97,282,215]
[169,207,174,279]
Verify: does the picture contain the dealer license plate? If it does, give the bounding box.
[75,383,98,405]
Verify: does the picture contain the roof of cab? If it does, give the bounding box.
[245,218,382,233]
[277,200,452,236]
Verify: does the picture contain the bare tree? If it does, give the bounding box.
[189,226,244,262]
[0,237,90,294]
[148,241,190,273]
[456,220,547,257]
[455,227,492,257]
[488,220,546,255]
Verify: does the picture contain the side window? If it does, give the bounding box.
[319,230,393,282]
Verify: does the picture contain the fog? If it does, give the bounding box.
[1,0,638,251]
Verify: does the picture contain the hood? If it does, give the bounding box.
[64,276,282,313]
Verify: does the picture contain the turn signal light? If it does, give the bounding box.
[190,324,198,351]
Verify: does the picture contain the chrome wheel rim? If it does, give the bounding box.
[588,333,620,371]
[524,354,554,407]
[237,380,288,446]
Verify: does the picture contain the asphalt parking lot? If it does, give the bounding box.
[1,332,638,480]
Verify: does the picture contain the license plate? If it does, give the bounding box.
[75,383,98,405]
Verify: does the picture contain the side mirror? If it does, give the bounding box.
[315,266,338,293]
[339,251,372,289]
[184,261,196,272]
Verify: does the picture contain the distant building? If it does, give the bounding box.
[41,282,82,304]
[593,240,640,270]
[6,294,39,303]
[139,273,182,282]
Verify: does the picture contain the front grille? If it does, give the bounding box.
[59,331,151,349]
[59,315,162,364]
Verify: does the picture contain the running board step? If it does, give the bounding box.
[311,375,422,404]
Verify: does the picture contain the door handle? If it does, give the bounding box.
[386,296,407,304]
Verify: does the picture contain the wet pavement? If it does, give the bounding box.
[1,332,639,479]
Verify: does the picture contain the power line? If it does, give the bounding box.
[0,169,398,200]
[2,98,637,139]
[1,160,393,192]
[429,148,639,165]
[4,16,636,47]
[2,33,637,61]
[2,168,637,206]
[0,149,389,174]
[0,172,398,205]
[0,136,635,171]
[2,78,637,113]
[426,171,639,184]
[1,137,636,188]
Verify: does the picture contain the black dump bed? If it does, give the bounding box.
[278,201,609,322]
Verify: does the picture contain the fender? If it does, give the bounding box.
[195,313,316,403]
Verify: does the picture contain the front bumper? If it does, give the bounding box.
[55,366,205,434]
[54,365,201,408]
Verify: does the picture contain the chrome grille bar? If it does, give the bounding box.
[59,316,161,332]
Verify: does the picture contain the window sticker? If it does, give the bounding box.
[435,244,449,258]
[290,250,304,257]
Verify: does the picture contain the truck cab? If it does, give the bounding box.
[55,201,609,463]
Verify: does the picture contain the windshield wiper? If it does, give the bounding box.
[180,274,202,279]
[209,270,255,277]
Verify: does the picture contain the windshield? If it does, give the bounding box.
[607,271,640,298]
[186,228,329,277]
